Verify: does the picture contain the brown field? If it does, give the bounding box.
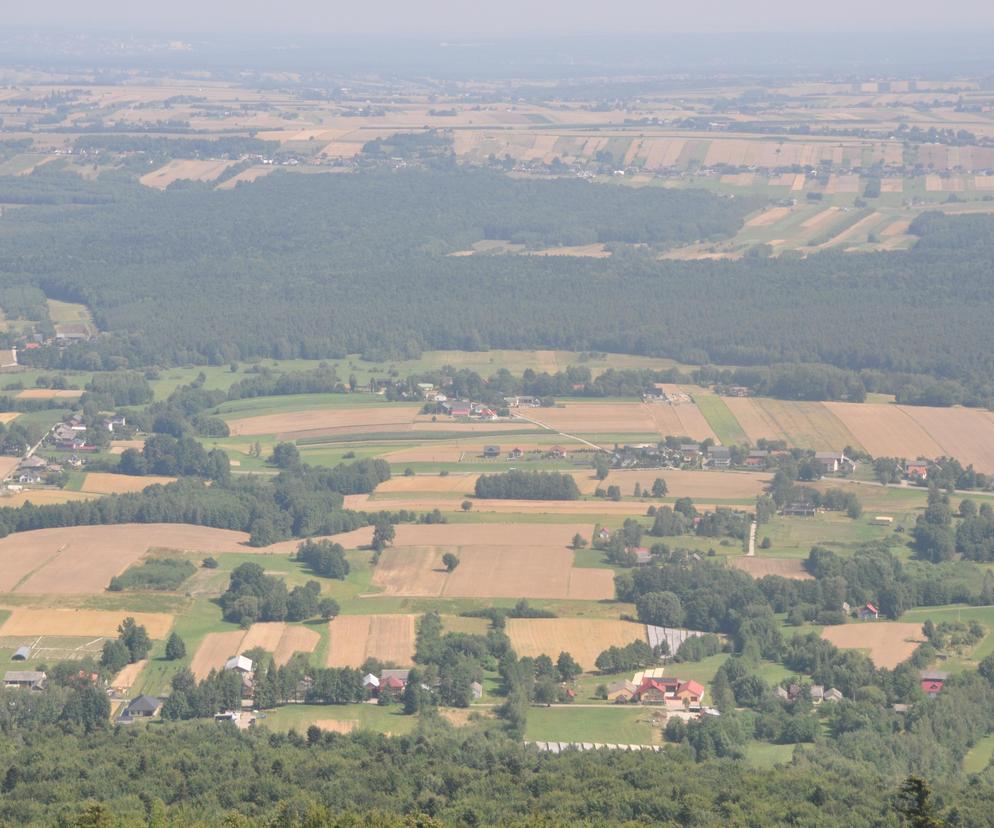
[274,625,321,666]
[325,614,416,667]
[724,398,861,451]
[215,166,273,189]
[441,615,491,635]
[111,659,148,690]
[880,178,904,193]
[349,493,741,516]
[108,440,146,454]
[519,401,716,441]
[584,469,770,499]
[371,545,614,600]
[15,388,84,399]
[0,412,20,425]
[529,243,610,258]
[899,406,994,472]
[376,474,480,495]
[80,473,177,494]
[507,619,648,670]
[823,402,944,460]
[191,631,247,680]
[728,557,813,580]
[744,206,791,227]
[880,219,911,237]
[225,404,421,437]
[139,159,235,189]
[814,211,882,250]
[333,521,590,550]
[240,622,287,652]
[800,207,840,229]
[0,523,257,594]
[0,489,99,508]
[0,608,173,639]
[821,622,923,669]
[0,456,20,480]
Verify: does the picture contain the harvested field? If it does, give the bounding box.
[519,402,716,441]
[349,493,741,516]
[332,521,589,549]
[376,474,479,495]
[371,545,614,600]
[274,626,321,666]
[226,405,421,437]
[240,622,287,652]
[899,406,994,472]
[326,614,416,667]
[80,473,177,494]
[823,403,944,460]
[728,557,812,580]
[0,523,256,595]
[108,440,146,454]
[0,456,20,480]
[583,469,769,499]
[821,622,922,669]
[507,619,648,670]
[0,489,99,508]
[880,178,904,193]
[880,219,911,237]
[800,207,840,229]
[111,660,147,690]
[744,206,791,227]
[215,166,273,189]
[814,211,882,250]
[140,159,234,189]
[15,388,83,399]
[0,608,173,639]
[0,413,20,425]
[725,398,860,451]
[191,631,246,680]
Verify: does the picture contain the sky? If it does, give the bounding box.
[6,0,994,36]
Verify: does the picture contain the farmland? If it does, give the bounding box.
[820,622,924,669]
[507,619,649,670]
[325,614,417,667]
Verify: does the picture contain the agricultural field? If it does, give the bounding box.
[325,614,417,667]
[520,401,717,443]
[79,473,177,494]
[820,621,923,669]
[506,619,649,670]
[139,159,235,189]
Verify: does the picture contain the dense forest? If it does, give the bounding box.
[5,167,994,396]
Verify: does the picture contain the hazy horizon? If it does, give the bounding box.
[5,0,994,37]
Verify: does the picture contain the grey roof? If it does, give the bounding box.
[708,446,731,456]
[127,695,162,714]
[4,670,46,684]
[380,669,410,681]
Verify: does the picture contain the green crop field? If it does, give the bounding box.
[524,705,659,745]
[694,393,747,445]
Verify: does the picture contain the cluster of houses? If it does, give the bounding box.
[775,683,845,703]
[482,445,569,461]
[361,668,484,702]
[437,400,499,420]
[605,670,710,716]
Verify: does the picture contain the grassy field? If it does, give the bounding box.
[964,732,994,773]
[524,705,660,745]
[741,741,796,768]
[694,392,748,445]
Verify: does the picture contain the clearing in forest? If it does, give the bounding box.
[506,619,649,671]
[80,473,177,494]
[821,622,922,669]
[325,614,417,667]
[728,557,812,580]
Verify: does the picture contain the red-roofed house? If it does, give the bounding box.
[634,677,679,704]
[859,603,879,621]
[921,678,944,697]
[676,680,706,707]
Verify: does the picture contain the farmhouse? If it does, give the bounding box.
[824,688,844,703]
[508,448,524,460]
[745,450,768,467]
[905,460,929,482]
[629,547,653,566]
[379,668,410,696]
[632,677,706,709]
[707,446,731,468]
[920,671,948,697]
[224,655,253,673]
[679,444,702,463]
[126,695,163,718]
[814,451,854,474]
[4,670,47,690]
[858,603,880,621]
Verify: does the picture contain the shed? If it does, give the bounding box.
[11,646,30,661]
[3,670,46,690]
[224,655,253,673]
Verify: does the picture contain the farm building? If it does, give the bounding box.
[920,671,948,697]
[629,547,652,565]
[606,681,638,703]
[824,688,844,703]
[632,677,706,709]
[871,516,894,526]
[362,673,380,690]
[782,502,816,517]
[858,603,880,621]
[508,447,524,459]
[814,452,855,474]
[905,460,929,481]
[4,670,46,690]
[745,450,768,467]
[126,695,163,718]
[679,444,702,463]
[11,646,30,661]
[707,446,731,468]
[224,655,253,673]
[483,445,501,458]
